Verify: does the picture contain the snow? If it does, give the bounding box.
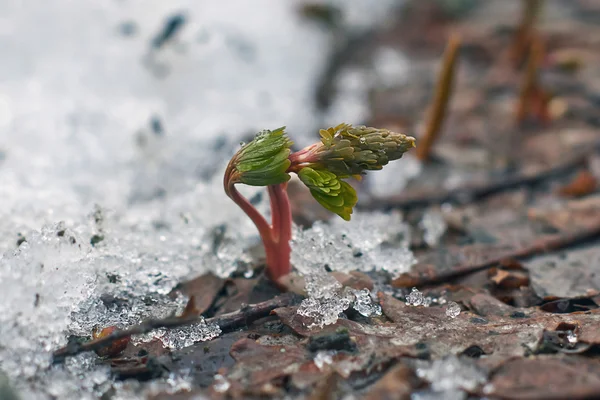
[291,211,417,276]
[420,210,448,247]
[0,0,406,398]
[415,356,488,399]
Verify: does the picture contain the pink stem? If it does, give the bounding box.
[226,183,273,251]
[267,183,293,280]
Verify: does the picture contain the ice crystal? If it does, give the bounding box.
[406,287,424,306]
[416,356,488,394]
[305,272,343,299]
[158,318,221,350]
[423,297,433,307]
[420,210,447,247]
[212,374,231,393]
[446,302,461,319]
[351,289,382,317]
[297,273,382,328]
[297,296,353,329]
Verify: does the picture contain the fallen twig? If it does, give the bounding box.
[52,292,300,363]
[515,34,548,124]
[510,0,543,67]
[360,148,595,211]
[392,215,600,288]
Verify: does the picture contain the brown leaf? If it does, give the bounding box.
[225,337,308,394]
[92,326,130,358]
[489,268,530,289]
[485,356,600,400]
[558,169,598,198]
[169,273,225,316]
[527,194,600,233]
[361,363,416,400]
[331,271,374,291]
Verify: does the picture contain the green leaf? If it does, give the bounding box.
[235,127,293,186]
[298,167,357,220]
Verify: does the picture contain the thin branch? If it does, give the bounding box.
[416,33,461,162]
[392,216,600,288]
[52,293,300,363]
[510,0,543,67]
[360,148,596,211]
[515,34,545,124]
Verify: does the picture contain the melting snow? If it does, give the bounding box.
[420,210,448,247]
[0,0,406,398]
[416,356,488,399]
[291,211,417,277]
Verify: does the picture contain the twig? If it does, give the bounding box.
[392,217,600,287]
[510,0,543,67]
[515,34,545,124]
[360,148,595,211]
[52,293,300,363]
[416,33,460,162]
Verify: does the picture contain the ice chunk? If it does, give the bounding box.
[423,296,433,307]
[297,296,353,329]
[212,374,231,393]
[158,317,221,350]
[567,330,578,347]
[305,272,343,300]
[420,211,447,247]
[406,287,424,306]
[351,289,382,317]
[446,302,461,319]
[298,273,382,327]
[416,356,488,393]
[411,389,466,400]
[313,351,335,370]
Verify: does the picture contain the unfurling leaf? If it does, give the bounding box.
[233,127,293,186]
[293,123,416,177]
[298,167,357,220]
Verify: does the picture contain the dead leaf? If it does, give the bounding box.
[361,363,416,400]
[92,326,130,358]
[485,356,600,399]
[558,170,598,197]
[169,273,225,316]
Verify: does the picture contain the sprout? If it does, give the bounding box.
[224,124,416,281]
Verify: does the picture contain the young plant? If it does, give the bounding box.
[224,124,416,281]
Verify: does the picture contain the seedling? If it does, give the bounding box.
[416,33,460,162]
[224,124,416,281]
